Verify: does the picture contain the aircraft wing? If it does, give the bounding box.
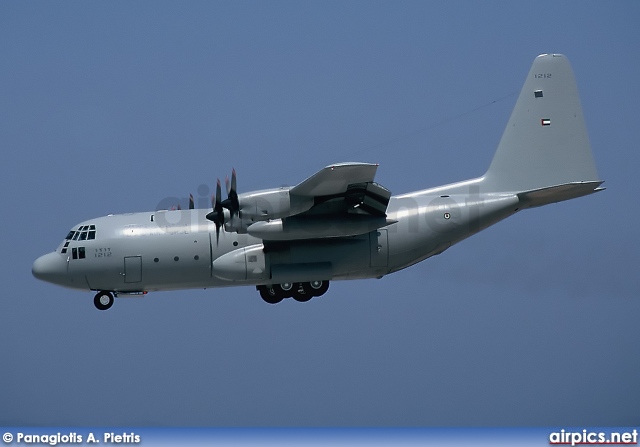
[247,162,394,241]
[291,162,379,197]
[291,162,391,217]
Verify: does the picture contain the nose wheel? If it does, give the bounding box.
[94,291,114,310]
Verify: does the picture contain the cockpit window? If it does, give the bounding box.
[66,225,97,241]
[72,247,86,260]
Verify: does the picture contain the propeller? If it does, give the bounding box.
[206,179,225,244]
[206,169,241,244]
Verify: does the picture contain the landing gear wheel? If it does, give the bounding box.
[308,280,330,297]
[258,285,283,304]
[275,282,294,298]
[94,291,114,311]
[292,283,313,302]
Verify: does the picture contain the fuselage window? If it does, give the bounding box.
[78,247,86,259]
[72,247,78,259]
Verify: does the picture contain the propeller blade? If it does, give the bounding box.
[189,193,194,210]
[230,168,237,198]
[215,179,222,213]
[215,179,223,244]
[221,168,240,217]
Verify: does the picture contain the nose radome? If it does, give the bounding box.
[32,252,67,284]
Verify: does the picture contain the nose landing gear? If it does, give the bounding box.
[93,291,114,310]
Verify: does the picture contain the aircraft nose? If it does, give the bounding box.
[32,252,67,284]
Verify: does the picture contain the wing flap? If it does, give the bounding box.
[345,182,392,216]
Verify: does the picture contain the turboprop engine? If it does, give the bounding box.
[234,188,314,222]
[206,169,314,236]
[247,215,396,241]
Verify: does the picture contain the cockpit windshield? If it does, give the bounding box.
[65,225,96,241]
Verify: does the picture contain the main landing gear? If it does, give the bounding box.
[93,291,114,310]
[257,280,330,304]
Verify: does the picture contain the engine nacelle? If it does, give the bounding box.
[212,244,267,281]
[247,216,396,241]
[237,188,314,221]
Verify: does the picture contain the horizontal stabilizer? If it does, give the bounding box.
[517,181,604,208]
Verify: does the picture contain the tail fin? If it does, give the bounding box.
[483,54,603,200]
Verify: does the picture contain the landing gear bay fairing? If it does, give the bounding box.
[33,54,603,310]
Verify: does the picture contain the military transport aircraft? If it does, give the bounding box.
[33,54,603,310]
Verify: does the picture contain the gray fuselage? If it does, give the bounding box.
[37,178,519,294]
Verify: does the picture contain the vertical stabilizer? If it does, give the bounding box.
[483,54,601,194]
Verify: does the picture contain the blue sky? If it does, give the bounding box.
[1,1,639,426]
